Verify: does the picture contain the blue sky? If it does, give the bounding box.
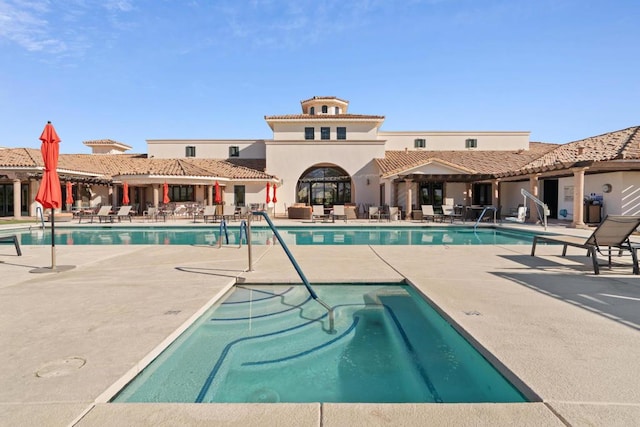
[1,0,638,153]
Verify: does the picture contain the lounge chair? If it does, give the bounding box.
[90,205,113,223]
[369,206,380,222]
[112,205,132,222]
[0,235,22,256]
[388,206,400,221]
[222,205,237,221]
[143,207,165,222]
[442,205,463,223]
[312,205,331,223]
[421,205,440,222]
[201,205,217,223]
[531,215,640,275]
[332,205,347,222]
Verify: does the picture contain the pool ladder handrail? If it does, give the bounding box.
[251,211,335,334]
[473,206,497,230]
[35,206,45,229]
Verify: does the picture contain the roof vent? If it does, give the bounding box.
[404,147,408,153]
[577,146,585,155]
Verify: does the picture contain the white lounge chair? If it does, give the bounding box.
[369,206,380,222]
[312,205,330,223]
[92,205,113,223]
[201,205,217,223]
[112,205,132,222]
[332,205,347,222]
[442,205,463,223]
[531,215,640,275]
[421,205,440,222]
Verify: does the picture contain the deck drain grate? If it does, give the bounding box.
[164,310,182,315]
[464,310,481,316]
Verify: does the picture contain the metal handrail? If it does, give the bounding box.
[473,206,497,230]
[35,206,45,229]
[521,188,549,230]
[251,211,335,333]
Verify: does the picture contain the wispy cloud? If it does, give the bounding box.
[0,0,133,59]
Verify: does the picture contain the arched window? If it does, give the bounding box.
[309,106,315,115]
[296,165,351,206]
[321,105,328,114]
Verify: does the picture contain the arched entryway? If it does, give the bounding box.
[296,165,351,207]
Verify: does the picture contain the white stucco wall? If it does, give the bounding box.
[265,140,385,209]
[380,131,530,151]
[270,121,380,141]
[147,140,266,159]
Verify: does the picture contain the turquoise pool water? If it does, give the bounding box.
[113,283,527,403]
[15,226,535,245]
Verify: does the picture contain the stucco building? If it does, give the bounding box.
[1,96,639,227]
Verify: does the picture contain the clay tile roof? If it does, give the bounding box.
[300,96,349,104]
[521,126,640,171]
[0,148,42,167]
[117,158,273,180]
[377,142,558,178]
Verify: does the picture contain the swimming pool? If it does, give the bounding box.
[15,226,536,245]
[112,283,527,403]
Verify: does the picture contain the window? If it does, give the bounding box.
[296,166,351,206]
[310,106,315,115]
[234,185,245,207]
[229,146,240,157]
[321,105,328,114]
[321,127,330,140]
[185,146,196,157]
[305,127,315,140]
[465,138,478,148]
[337,127,346,140]
[414,138,426,148]
[334,106,340,114]
[168,185,194,202]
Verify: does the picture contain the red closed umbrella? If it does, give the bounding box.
[272,184,277,203]
[266,182,271,204]
[35,121,62,269]
[214,181,221,204]
[122,182,130,205]
[163,182,170,204]
[66,182,74,207]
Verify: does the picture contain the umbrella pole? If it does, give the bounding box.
[51,210,56,269]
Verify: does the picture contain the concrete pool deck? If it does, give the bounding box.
[0,219,639,426]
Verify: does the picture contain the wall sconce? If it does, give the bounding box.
[366,178,370,185]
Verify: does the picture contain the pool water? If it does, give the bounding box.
[112,283,527,403]
[17,226,535,246]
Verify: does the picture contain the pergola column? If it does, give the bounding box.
[207,185,213,206]
[13,179,21,218]
[405,179,413,220]
[153,185,159,207]
[571,167,588,228]
[112,185,119,207]
[529,173,540,223]
[492,179,500,210]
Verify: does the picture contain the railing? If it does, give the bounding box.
[473,206,497,230]
[35,206,45,229]
[521,188,549,230]
[251,211,335,333]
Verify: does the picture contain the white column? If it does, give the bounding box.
[405,179,413,220]
[13,179,21,218]
[153,185,159,207]
[207,185,213,206]
[529,174,540,223]
[572,167,587,228]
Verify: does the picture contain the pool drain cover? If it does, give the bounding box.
[248,388,280,403]
[36,357,86,378]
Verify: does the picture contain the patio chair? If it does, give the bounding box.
[312,205,330,223]
[91,205,113,223]
[222,204,237,221]
[332,205,348,222]
[388,206,400,221]
[0,235,22,256]
[143,206,163,222]
[442,205,463,223]
[531,215,640,275]
[112,205,132,222]
[201,205,217,223]
[421,205,440,222]
[369,206,381,222]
